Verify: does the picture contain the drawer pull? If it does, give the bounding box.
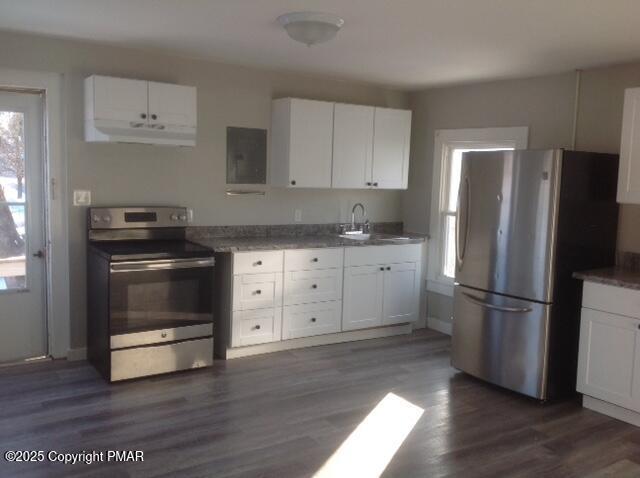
[161,332,167,338]
[312,284,318,289]
[386,266,391,271]
[312,258,318,262]
[311,317,317,323]
[254,289,262,295]
[255,260,263,266]
[254,324,261,330]
[379,267,384,271]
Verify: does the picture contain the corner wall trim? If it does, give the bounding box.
[427,316,452,335]
[66,347,87,361]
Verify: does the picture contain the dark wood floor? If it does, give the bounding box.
[1,329,640,477]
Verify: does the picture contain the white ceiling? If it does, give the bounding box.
[1,0,640,90]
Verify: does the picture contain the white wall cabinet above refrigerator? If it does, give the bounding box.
[84,75,197,146]
[270,98,411,190]
[618,87,640,203]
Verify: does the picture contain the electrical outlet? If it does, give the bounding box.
[73,190,91,206]
[187,208,194,222]
[294,209,302,222]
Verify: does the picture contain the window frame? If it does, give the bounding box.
[427,127,529,297]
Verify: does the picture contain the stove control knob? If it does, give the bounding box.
[102,215,112,223]
[178,214,187,221]
[93,215,101,222]
[170,213,179,221]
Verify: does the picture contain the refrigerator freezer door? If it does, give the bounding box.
[455,149,561,303]
[451,285,551,399]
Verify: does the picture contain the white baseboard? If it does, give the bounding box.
[224,323,413,359]
[583,395,640,427]
[427,316,452,335]
[66,347,87,361]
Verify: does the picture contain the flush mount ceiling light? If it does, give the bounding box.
[277,11,345,46]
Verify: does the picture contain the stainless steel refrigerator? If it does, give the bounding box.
[451,149,619,400]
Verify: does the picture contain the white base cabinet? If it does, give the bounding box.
[577,281,640,424]
[343,244,421,331]
[217,243,423,358]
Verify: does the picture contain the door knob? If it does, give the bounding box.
[32,250,44,259]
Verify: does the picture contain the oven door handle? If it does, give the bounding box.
[110,257,215,273]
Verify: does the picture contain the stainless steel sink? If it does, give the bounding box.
[339,233,371,240]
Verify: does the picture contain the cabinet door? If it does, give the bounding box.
[332,104,374,188]
[372,108,411,189]
[618,88,640,204]
[382,262,418,325]
[148,82,197,127]
[289,99,334,188]
[577,308,640,411]
[342,265,384,331]
[92,76,148,123]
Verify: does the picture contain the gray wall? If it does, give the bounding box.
[0,31,408,349]
[405,62,640,326]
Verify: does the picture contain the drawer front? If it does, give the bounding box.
[583,281,640,319]
[233,273,283,311]
[345,244,421,267]
[282,301,342,340]
[285,248,343,271]
[283,268,343,306]
[233,251,283,275]
[110,337,213,381]
[111,323,213,349]
[231,308,282,347]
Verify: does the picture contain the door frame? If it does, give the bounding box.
[0,68,69,359]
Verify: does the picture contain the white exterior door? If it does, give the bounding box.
[372,108,411,189]
[382,262,418,325]
[332,103,374,188]
[342,265,384,331]
[0,91,47,363]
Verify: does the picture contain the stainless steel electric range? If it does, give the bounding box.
[87,207,214,382]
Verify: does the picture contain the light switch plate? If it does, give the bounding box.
[294,209,302,222]
[73,190,91,206]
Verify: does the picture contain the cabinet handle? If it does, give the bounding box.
[311,317,317,323]
[140,113,147,119]
[291,180,296,186]
[366,182,372,186]
[312,258,318,262]
[386,266,391,271]
[255,260,262,266]
[373,182,379,187]
[312,284,318,289]
[151,114,158,120]
[161,332,167,338]
[379,267,384,271]
[255,290,262,295]
[255,324,261,330]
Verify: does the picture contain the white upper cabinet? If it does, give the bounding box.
[270,98,411,189]
[372,107,412,189]
[332,103,374,188]
[147,81,197,128]
[85,75,197,146]
[91,76,148,123]
[618,87,640,203]
[270,98,334,188]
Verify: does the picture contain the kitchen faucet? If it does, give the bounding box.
[351,203,367,231]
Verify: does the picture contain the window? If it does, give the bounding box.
[427,128,528,296]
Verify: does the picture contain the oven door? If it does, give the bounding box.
[109,257,214,336]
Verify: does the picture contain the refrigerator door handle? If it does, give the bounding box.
[456,176,470,266]
[462,292,533,313]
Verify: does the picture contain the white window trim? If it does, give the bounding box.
[427,127,528,297]
[0,68,69,358]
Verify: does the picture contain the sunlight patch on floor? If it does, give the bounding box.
[314,392,424,478]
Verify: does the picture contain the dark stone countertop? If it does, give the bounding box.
[193,232,427,253]
[573,267,640,290]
